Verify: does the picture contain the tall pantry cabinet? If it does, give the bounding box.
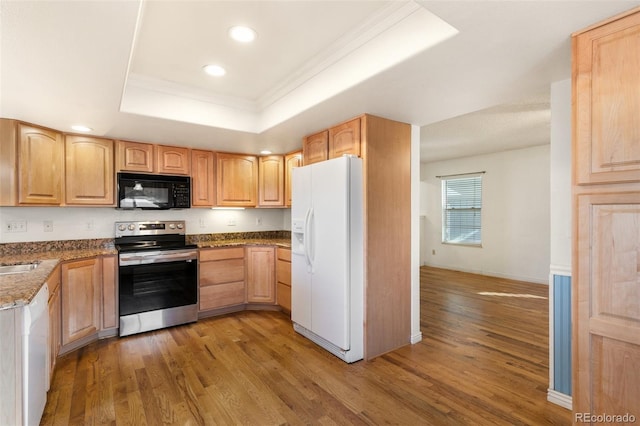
[572,7,640,417]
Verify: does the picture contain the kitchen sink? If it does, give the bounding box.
[0,262,40,275]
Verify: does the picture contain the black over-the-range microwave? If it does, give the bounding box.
[117,172,191,209]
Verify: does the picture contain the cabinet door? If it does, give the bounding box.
[18,123,64,204]
[117,140,154,173]
[216,153,258,207]
[303,130,328,165]
[157,145,190,175]
[258,155,284,207]
[574,11,640,184]
[101,256,118,331]
[47,266,61,382]
[329,117,361,159]
[284,151,302,207]
[61,258,101,346]
[191,149,215,207]
[246,247,275,304]
[65,135,115,205]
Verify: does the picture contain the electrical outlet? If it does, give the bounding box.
[432,249,436,255]
[199,218,205,228]
[44,221,53,232]
[256,217,262,226]
[227,219,237,226]
[6,220,27,233]
[86,220,94,230]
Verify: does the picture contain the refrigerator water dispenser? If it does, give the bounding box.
[291,219,305,254]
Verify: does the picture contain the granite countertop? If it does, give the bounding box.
[196,238,291,249]
[0,247,117,311]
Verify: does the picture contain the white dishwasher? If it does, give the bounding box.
[22,283,49,426]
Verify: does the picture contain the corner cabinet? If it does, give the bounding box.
[258,155,284,207]
[572,7,640,417]
[302,130,328,165]
[216,153,258,207]
[246,247,276,304]
[65,135,115,205]
[329,117,361,159]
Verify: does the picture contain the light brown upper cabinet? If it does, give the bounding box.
[191,149,216,207]
[216,153,258,207]
[302,130,328,165]
[284,151,302,207]
[258,155,284,207]
[329,117,361,159]
[572,7,640,418]
[116,140,154,173]
[156,144,190,175]
[65,135,115,205]
[574,10,640,185]
[0,120,64,205]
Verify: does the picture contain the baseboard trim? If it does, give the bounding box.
[547,389,572,410]
[410,331,423,344]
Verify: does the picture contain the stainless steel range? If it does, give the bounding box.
[115,220,198,337]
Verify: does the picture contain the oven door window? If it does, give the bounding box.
[119,259,197,316]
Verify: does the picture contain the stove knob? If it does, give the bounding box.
[128,224,135,231]
[169,223,176,230]
[118,224,126,232]
[177,223,184,230]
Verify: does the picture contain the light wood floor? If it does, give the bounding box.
[42,267,572,425]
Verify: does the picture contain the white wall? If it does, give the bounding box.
[421,144,550,284]
[0,207,289,243]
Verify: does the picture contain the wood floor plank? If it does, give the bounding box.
[42,267,572,425]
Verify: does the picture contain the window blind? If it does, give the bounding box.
[442,176,482,245]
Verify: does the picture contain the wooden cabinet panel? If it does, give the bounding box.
[246,247,275,304]
[191,149,215,207]
[199,247,246,311]
[47,266,61,382]
[216,153,258,207]
[276,248,292,312]
[18,123,64,204]
[302,130,328,165]
[156,145,190,175]
[65,135,115,205]
[258,155,284,207]
[117,140,154,173]
[61,258,101,346]
[329,117,361,159]
[574,11,640,184]
[101,256,118,331]
[284,151,302,207]
[200,282,245,311]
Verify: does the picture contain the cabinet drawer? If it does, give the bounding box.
[277,247,291,262]
[276,259,291,286]
[199,247,244,262]
[200,259,245,286]
[200,282,245,310]
[277,283,291,311]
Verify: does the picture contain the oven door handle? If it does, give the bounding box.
[119,250,198,266]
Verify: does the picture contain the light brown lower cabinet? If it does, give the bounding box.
[101,255,118,332]
[199,247,246,311]
[47,265,61,382]
[276,248,291,311]
[246,247,276,304]
[61,258,101,347]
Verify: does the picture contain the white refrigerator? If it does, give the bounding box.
[291,156,364,363]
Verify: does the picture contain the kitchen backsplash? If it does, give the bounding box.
[0,206,292,243]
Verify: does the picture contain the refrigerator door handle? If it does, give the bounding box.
[304,207,313,270]
[308,207,315,271]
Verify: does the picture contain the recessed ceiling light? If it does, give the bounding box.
[229,26,257,43]
[260,150,272,155]
[203,64,226,77]
[71,125,92,132]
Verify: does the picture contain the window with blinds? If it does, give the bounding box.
[442,175,482,245]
